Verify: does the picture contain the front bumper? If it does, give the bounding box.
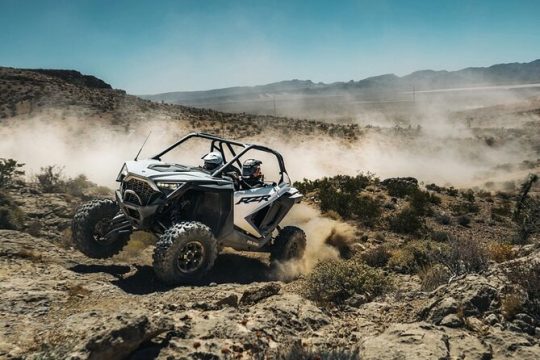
[115,190,161,229]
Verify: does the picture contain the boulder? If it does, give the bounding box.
[239,283,281,305]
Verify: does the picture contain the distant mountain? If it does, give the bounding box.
[141,59,540,106]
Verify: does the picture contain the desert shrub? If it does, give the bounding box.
[350,194,382,226]
[409,189,440,216]
[389,207,423,234]
[431,230,453,242]
[431,237,488,276]
[303,258,390,305]
[457,215,471,227]
[427,184,459,197]
[419,264,451,291]
[492,201,512,216]
[435,213,452,225]
[294,173,376,196]
[296,174,381,226]
[381,177,418,198]
[461,190,475,202]
[0,158,25,187]
[115,231,156,261]
[361,245,391,268]
[451,200,480,216]
[0,191,25,230]
[36,165,65,193]
[486,242,516,263]
[387,240,433,274]
[512,174,539,244]
[504,261,540,315]
[501,294,525,320]
[276,342,359,360]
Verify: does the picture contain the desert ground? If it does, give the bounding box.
[1,67,539,359]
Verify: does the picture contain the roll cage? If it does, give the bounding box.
[151,132,291,185]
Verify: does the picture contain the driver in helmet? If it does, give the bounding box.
[201,151,224,172]
[240,159,264,189]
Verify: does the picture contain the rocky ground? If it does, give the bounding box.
[1,231,539,359]
[1,66,540,359]
[1,180,539,359]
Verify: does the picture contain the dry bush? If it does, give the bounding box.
[512,174,539,244]
[501,293,525,320]
[486,242,516,263]
[361,245,391,268]
[275,342,359,360]
[387,240,432,274]
[0,191,25,230]
[303,258,390,305]
[431,237,489,276]
[115,231,156,261]
[504,261,540,315]
[419,264,451,291]
[36,165,65,193]
[431,230,453,242]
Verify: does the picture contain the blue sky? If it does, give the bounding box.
[1,0,539,94]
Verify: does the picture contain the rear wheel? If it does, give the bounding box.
[153,222,218,285]
[270,226,306,263]
[71,199,130,258]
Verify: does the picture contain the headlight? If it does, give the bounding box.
[116,164,128,182]
[155,182,183,191]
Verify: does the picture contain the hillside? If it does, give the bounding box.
[0,66,359,140]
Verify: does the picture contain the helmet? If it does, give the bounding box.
[241,159,263,185]
[202,151,224,171]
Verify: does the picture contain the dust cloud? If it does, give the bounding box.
[272,203,356,281]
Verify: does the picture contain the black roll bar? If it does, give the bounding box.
[151,132,290,184]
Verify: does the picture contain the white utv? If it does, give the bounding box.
[71,132,305,285]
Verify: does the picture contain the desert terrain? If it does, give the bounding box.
[1,67,540,359]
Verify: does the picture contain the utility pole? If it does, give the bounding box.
[273,95,277,117]
[412,85,416,103]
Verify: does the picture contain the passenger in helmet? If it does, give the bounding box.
[201,151,224,172]
[240,159,264,189]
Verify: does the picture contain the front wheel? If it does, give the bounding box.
[152,222,218,285]
[71,199,130,258]
[270,226,306,263]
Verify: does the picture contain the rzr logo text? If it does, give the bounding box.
[236,195,271,204]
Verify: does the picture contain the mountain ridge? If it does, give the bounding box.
[141,59,540,104]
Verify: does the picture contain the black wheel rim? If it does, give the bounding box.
[93,218,114,244]
[176,241,205,273]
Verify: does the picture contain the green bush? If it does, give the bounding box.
[303,258,390,305]
[381,177,418,198]
[0,158,25,187]
[0,191,25,230]
[389,207,423,234]
[295,174,381,226]
[409,189,440,216]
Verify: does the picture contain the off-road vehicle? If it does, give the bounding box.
[71,132,306,284]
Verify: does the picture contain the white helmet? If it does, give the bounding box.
[202,151,224,171]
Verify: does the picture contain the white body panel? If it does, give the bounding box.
[233,183,291,236]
